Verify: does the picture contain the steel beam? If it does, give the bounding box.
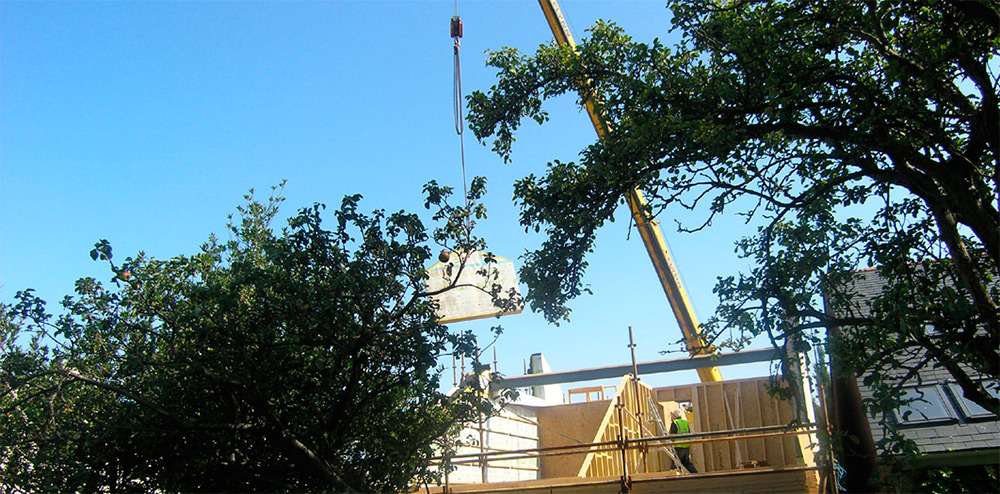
[493,348,780,390]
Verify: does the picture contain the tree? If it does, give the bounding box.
[468,0,998,454]
[911,464,998,493]
[1,180,509,493]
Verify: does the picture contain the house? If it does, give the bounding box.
[826,267,999,491]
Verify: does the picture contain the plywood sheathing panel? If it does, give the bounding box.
[651,376,812,473]
[740,379,767,464]
[536,399,611,478]
[776,382,803,464]
[755,378,787,467]
[655,385,692,403]
[689,383,732,472]
[578,376,631,478]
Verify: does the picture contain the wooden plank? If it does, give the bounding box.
[775,383,803,466]
[755,379,786,467]
[721,384,743,465]
[696,384,712,472]
[632,468,820,494]
[638,381,656,472]
[655,387,675,403]
[741,379,767,465]
[674,386,693,402]
[705,382,733,471]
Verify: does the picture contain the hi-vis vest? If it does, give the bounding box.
[672,418,691,449]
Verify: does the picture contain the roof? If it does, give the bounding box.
[835,268,999,459]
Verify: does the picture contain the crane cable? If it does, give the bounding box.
[451,10,470,219]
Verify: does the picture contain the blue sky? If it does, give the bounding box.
[2,0,771,392]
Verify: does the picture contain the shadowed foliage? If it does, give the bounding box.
[1,181,510,492]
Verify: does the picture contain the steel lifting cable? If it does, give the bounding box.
[451,9,470,216]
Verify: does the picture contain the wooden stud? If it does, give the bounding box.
[740,380,766,465]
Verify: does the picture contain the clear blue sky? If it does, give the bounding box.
[2,0,770,391]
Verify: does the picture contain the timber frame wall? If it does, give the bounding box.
[655,377,815,472]
[555,375,816,477]
[429,375,823,493]
[579,376,664,477]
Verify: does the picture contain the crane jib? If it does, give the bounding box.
[536,0,723,383]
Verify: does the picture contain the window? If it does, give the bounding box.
[894,385,954,424]
[947,382,999,420]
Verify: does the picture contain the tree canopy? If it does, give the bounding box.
[1,180,507,492]
[468,0,998,452]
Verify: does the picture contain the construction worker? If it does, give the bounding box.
[669,407,698,473]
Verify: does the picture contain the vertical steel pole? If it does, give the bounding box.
[628,326,646,473]
[479,413,487,483]
[616,396,631,492]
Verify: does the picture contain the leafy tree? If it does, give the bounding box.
[1,180,508,493]
[468,0,997,467]
[912,464,998,493]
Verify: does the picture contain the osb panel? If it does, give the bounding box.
[537,399,612,479]
[754,379,787,467]
[651,377,816,473]
[702,383,734,471]
[655,387,676,403]
[771,383,800,465]
[739,380,767,463]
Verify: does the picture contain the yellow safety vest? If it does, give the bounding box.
[673,418,691,449]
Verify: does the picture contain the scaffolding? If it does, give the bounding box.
[429,374,826,493]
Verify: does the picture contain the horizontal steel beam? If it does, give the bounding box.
[493,347,781,390]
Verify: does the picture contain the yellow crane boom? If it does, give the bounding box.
[537,0,722,382]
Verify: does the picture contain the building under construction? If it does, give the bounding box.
[428,350,827,494]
